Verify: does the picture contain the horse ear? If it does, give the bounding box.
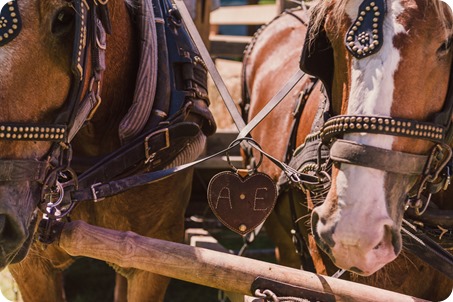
[299,16,334,100]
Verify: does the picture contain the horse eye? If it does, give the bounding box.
[51,7,75,36]
[438,37,452,56]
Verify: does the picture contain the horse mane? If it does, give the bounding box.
[308,0,453,41]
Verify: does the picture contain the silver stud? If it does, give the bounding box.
[366,6,371,11]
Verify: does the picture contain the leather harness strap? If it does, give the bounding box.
[330,139,428,175]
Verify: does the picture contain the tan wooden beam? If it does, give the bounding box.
[58,221,428,302]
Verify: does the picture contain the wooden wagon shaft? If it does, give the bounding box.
[58,221,428,302]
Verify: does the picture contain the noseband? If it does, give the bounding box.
[300,0,453,215]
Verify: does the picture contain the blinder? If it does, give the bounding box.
[345,0,386,58]
[0,0,21,46]
[299,10,334,100]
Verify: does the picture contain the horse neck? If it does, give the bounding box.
[72,0,138,157]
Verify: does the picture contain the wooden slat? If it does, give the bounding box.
[210,4,278,25]
[209,35,252,57]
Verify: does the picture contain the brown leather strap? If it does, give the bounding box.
[0,160,49,182]
[330,139,428,175]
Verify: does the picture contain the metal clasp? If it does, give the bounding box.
[91,182,105,202]
[144,128,170,164]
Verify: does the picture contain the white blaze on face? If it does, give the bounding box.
[333,0,406,241]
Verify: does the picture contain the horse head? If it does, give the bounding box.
[303,0,453,275]
[0,0,140,270]
[0,0,78,269]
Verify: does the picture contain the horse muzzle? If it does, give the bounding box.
[311,194,403,276]
[0,183,40,270]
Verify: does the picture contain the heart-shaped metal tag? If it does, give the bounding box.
[207,171,277,235]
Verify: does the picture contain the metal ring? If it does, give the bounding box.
[225,137,264,172]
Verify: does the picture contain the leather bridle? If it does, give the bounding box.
[300,0,453,216]
[0,0,110,214]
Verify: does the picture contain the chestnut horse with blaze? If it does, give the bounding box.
[0,0,215,301]
[243,0,453,300]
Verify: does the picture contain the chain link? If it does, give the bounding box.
[254,289,309,302]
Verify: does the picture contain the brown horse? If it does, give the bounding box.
[0,0,215,301]
[243,1,453,300]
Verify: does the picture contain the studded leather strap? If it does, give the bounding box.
[321,115,446,144]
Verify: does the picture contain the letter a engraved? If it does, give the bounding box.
[253,187,268,211]
[216,187,233,209]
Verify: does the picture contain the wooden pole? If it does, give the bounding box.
[58,221,428,302]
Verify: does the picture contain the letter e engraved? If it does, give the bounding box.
[216,187,233,209]
[253,187,268,211]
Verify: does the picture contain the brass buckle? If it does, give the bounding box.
[144,128,170,164]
